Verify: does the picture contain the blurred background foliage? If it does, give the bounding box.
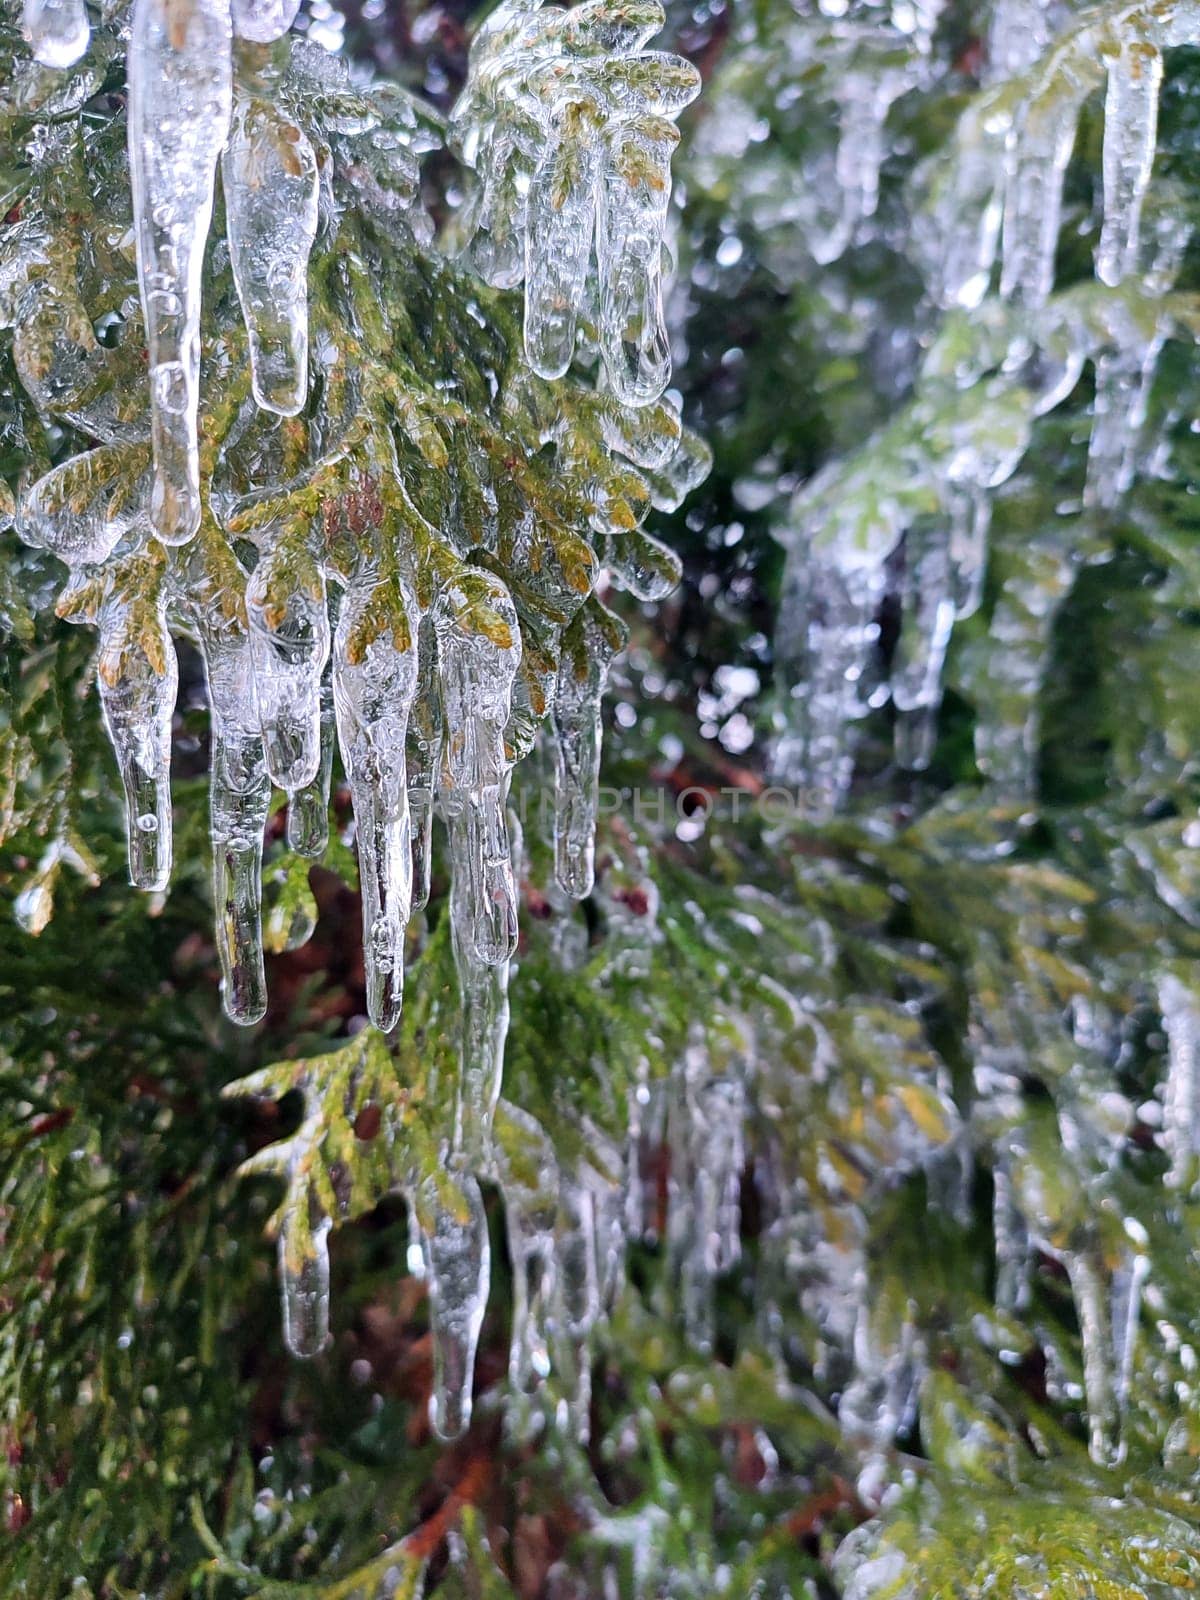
[6,0,1200,1596]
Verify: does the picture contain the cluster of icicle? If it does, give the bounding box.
[225,835,673,1448]
[689,0,950,268]
[826,943,1200,1597]
[6,0,707,1429]
[449,0,700,405]
[772,0,1200,813]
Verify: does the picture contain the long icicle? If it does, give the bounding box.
[333,576,420,1033]
[97,601,178,893]
[202,627,272,1027]
[1096,35,1163,288]
[128,0,233,545]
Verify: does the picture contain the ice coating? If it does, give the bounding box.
[230,0,301,44]
[20,447,150,569]
[128,0,234,544]
[22,0,89,68]
[450,0,698,404]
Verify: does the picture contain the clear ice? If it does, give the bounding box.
[22,0,89,68]
[333,578,419,1033]
[223,90,319,417]
[128,0,234,544]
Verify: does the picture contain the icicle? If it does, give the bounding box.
[554,1175,600,1439]
[1000,77,1093,308]
[948,487,991,621]
[1060,1242,1120,1466]
[128,0,233,544]
[451,893,511,1160]
[493,1104,560,1395]
[287,654,334,857]
[464,123,527,291]
[202,629,272,1026]
[772,550,885,815]
[436,571,521,969]
[911,96,1008,310]
[965,531,1073,793]
[263,1093,334,1356]
[892,518,956,772]
[524,110,601,381]
[1157,973,1200,1192]
[407,614,442,912]
[280,1216,331,1358]
[97,603,177,893]
[596,120,674,407]
[230,0,300,43]
[21,0,90,70]
[667,1043,745,1352]
[991,1164,1032,1314]
[223,93,319,417]
[838,1288,922,1504]
[1110,1246,1149,1416]
[1085,328,1163,511]
[416,1173,491,1441]
[833,69,907,245]
[589,1146,628,1312]
[552,602,622,900]
[509,1220,556,1392]
[333,577,419,1032]
[246,546,330,793]
[1096,37,1163,288]
[450,3,695,401]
